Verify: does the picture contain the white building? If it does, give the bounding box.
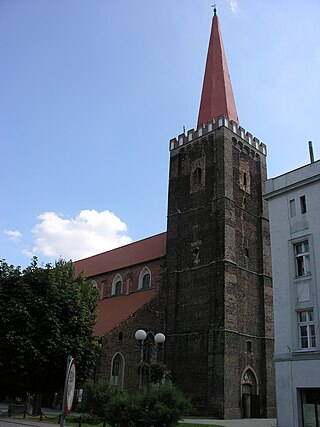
[265,158,320,427]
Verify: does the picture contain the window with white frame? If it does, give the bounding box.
[110,353,124,387]
[112,274,123,296]
[138,267,151,290]
[294,241,311,277]
[298,310,316,349]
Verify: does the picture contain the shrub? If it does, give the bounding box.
[139,382,191,427]
[69,413,102,425]
[78,379,113,419]
[105,391,140,427]
[78,379,191,427]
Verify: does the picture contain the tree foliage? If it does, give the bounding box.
[0,258,100,398]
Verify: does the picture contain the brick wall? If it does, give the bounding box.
[96,294,166,393]
[164,126,275,417]
[91,259,163,299]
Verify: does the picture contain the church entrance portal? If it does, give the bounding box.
[241,367,260,418]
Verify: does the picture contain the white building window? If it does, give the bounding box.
[112,274,123,296]
[298,310,316,349]
[138,267,151,290]
[294,241,311,277]
[289,199,296,217]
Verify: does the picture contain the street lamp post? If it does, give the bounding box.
[135,329,166,426]
[134,329,166,391]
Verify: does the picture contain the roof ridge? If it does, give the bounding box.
[75,231,166,263]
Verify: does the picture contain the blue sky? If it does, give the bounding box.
[1,0,319,268]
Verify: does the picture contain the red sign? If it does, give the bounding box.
[65,358,76,416]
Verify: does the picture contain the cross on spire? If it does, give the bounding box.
[212,2,217,16]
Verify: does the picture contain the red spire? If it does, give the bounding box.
[197,11,239,126]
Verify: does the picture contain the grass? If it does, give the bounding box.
[180,424,222,427]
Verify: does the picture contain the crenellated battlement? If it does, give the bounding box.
[169,115,267,156]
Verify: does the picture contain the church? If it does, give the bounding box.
[75,8,275,419]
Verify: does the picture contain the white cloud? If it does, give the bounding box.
[24,209,132,261]
[22,248,34,257]
[5,230,22,240]
[230,0,238,14]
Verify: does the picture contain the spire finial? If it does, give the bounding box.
[212,2,217,16]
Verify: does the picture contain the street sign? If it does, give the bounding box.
[60,356,76,427]
[66,358,76,416]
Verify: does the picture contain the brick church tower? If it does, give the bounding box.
[164,8,275,418]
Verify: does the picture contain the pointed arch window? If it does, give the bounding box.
[190,163,205,193]
[91,280,98,292]
[112,274,123,296]
[110,353,125,387]
[138,267,151,290]
[140,333,157,388]
[194,168,202,186]
[242,368,257,395]
[91,280,101,300]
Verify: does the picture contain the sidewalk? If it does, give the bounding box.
[181,418,277,426]
[0,403,277,427]
[0,417,278,427]
[0,420,54,427]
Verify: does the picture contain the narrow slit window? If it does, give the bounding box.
[289,199,296,217]
[195,168,202,186]
[190,165,205,193]
[243,172,247,187]
[300,196,307,214]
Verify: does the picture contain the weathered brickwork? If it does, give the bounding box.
[73,10,277,419]
[164,124,275,418]
[89,122,275,419]
[96,294,165,393]
[91,259,163,299]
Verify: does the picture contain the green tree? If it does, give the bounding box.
[0,258,100,400]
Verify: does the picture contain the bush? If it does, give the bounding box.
[69,413,102,425]
[105,391,140,427]
[78,379,191,427]
[78,379,113,419]
[139,382,191,427]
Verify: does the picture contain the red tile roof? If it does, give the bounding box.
[94,289,157,336]
[75,232,166,278]
[198,12,239,126]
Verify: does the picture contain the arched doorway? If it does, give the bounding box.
[241,367,260,418]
